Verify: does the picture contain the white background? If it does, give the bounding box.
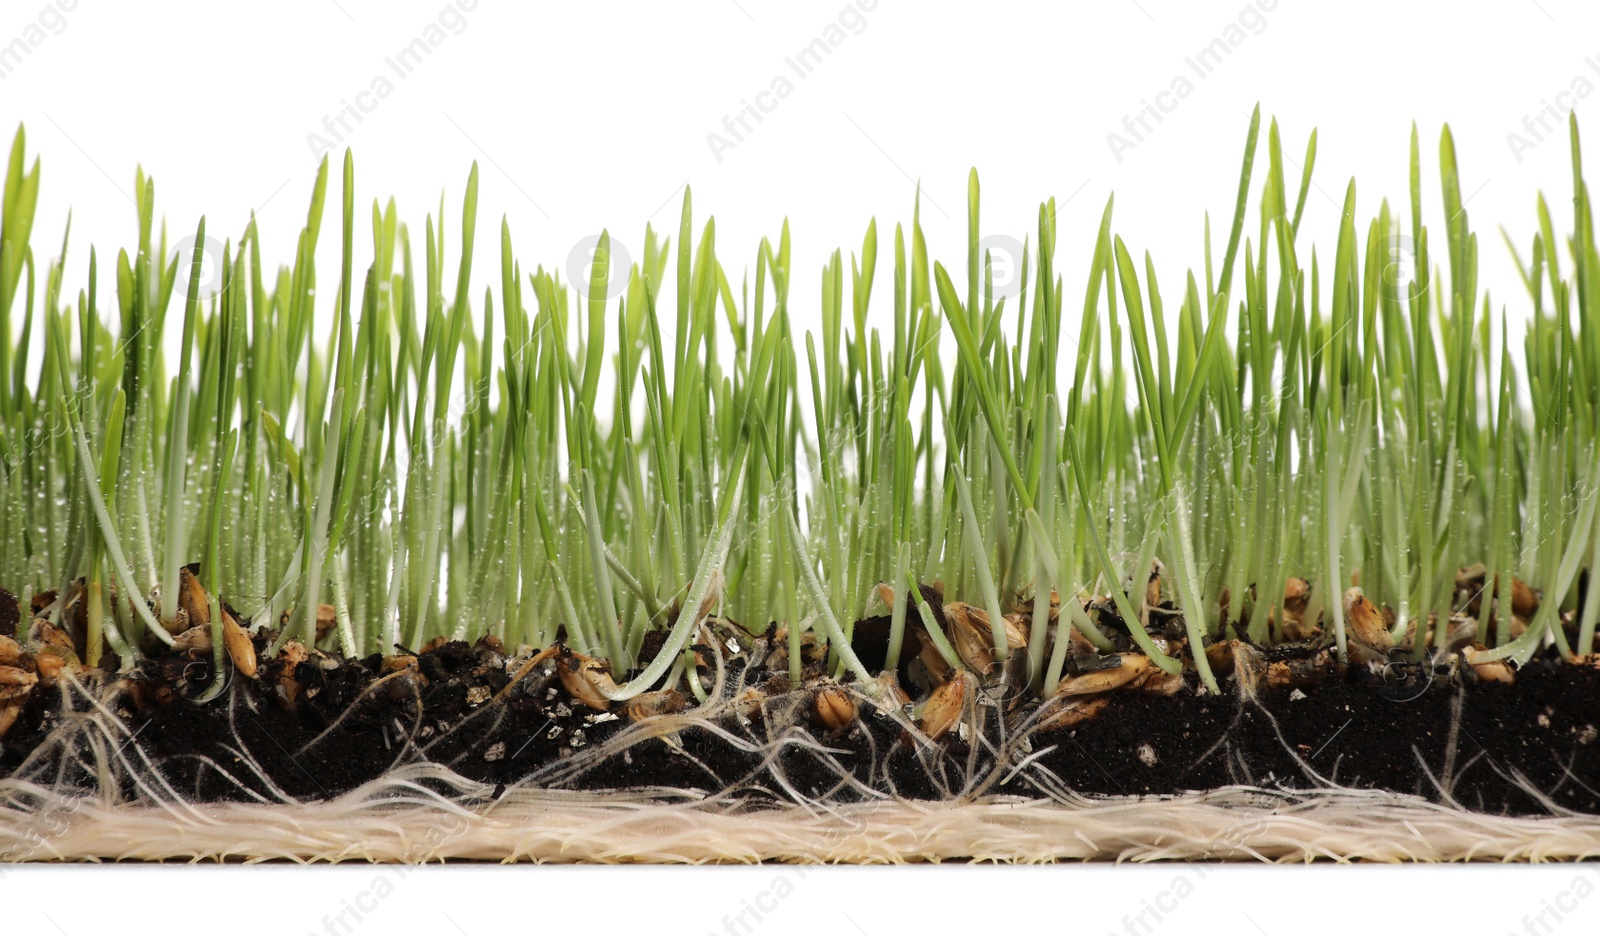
[6,0,1600,336]
[6,0,1600,930]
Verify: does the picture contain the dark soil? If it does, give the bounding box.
[1031,655,1600,814]
[3,628,1599,816]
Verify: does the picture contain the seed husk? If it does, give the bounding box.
[558,650,620,711]
[223,610,257,679]
[0,635,23,666]
[170,625,213,654]
[1205,640,1237,677]
[1066,617,1100,656]
[1462,645,1515,684]
[60,579,88,640]
[1280,614,1320,642]
[734,685,767,720]
[277,640,310,705]
[381,653,418,675]
[1054,653,1151,696]
[920,670,971,740]
[1455,563,1487,590]
[0,664,38,699]
[872,671,911,706]
[1266,649,1334,689]
[1284,577,1311,611]
[812,685,858,732]
[768,627,827,669]
[1473,660,1515,684]
[1145,560,1164,610]
[178,565,210,629]
[944,602,1024,676]
[1132,667,1184,696]
[1228,641,1267,697]
[1510,577,1539,619]
[1343,586,1393,652]
[315,603,338,643]
[1039,693,1109,732]
[0,700,21,739]
[28,618,78,661]
[34,654,67,681]
[1280,578,1319,641]
[26,619,79,679]
[625,689,687,722]
[945,602,994,674]
[918,627,955,683]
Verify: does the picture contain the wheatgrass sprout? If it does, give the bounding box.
[0,109,1598,740]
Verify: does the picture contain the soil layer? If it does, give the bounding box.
[3,630,1598,817]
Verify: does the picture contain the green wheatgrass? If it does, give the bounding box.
[0,106,1596,703]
